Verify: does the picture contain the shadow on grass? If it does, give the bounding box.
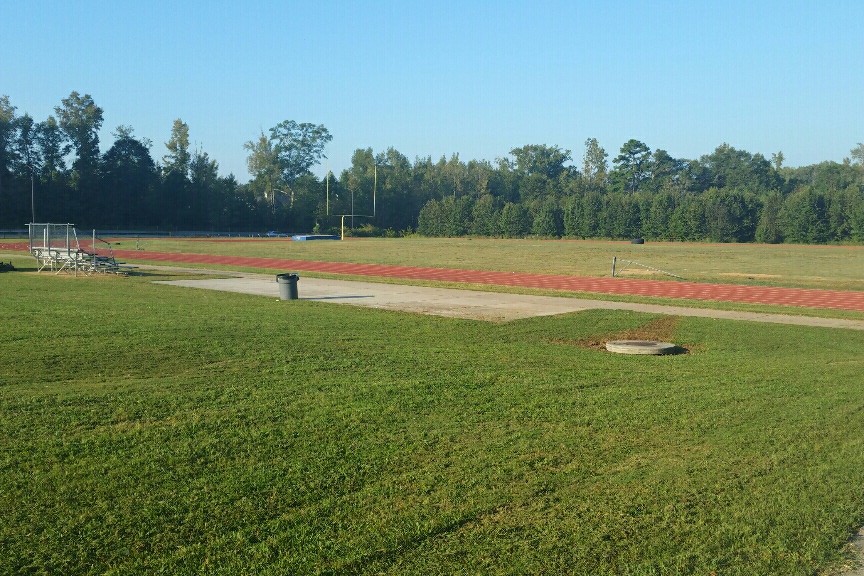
[337,504,505,573]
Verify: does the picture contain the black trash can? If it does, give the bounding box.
[276,273,299,300]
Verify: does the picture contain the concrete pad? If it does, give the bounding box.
[155,275,595,322]
[154,273,864,330]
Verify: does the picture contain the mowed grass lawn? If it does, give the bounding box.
[2,264,864,574]
[131,237,864,291]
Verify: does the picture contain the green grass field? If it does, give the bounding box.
[130,237,864,291]
[2,250,864,574]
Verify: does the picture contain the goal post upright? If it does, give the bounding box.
[330,162,377,240]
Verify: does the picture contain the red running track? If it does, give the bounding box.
[4,242,864,312]
[111,248,864,313]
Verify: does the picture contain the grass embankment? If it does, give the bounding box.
[132,237,864,291]
[2,268,864,574]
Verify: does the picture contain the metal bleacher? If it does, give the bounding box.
[28,223,125,275]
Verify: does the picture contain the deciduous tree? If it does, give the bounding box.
[582,138,607,188]
[0,95,17,198]
[163,119,190,178]
[700,143,780,193]
[269,120,332,183]
[13,114,41,178]
[36,116,69,182]
[101,130,157,226]
[55,91,103,193]
[244,132,280,205]
[509,144,571,180]
[189,150,219,229]
[850,143,864,166]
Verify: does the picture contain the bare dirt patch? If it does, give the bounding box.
[719,272,781,279]
[555,315,690,352]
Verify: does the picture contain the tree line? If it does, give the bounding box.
[2,92,863,243]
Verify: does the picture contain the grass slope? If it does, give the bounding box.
[2,270,864,574]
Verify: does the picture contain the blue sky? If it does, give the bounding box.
[3,0,862,181]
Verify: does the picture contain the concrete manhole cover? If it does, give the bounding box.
[605,340,678,355]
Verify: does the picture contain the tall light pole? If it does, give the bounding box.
[30,172,35,224]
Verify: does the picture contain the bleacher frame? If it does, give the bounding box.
[28,223,124,275]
